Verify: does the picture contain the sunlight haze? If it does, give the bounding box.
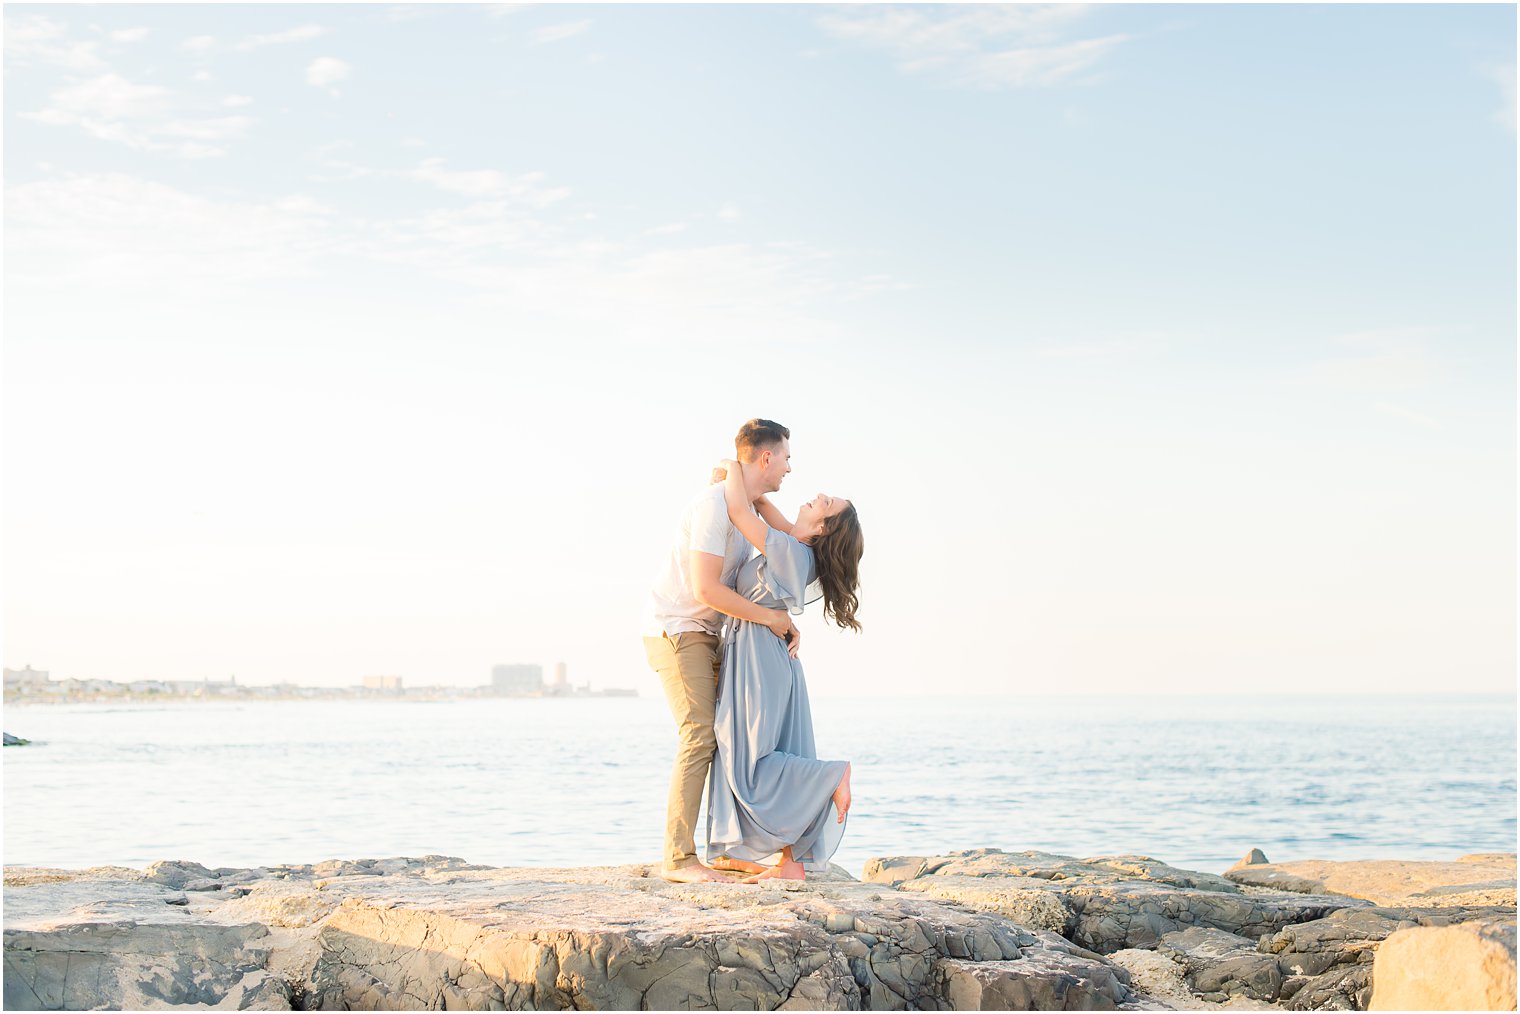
[4,3,1515,697]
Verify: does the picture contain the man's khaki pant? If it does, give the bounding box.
[643,631,721,870]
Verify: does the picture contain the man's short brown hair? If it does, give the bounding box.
[735,418,790,463]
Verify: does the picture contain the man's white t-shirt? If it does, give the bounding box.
[642,484,756,638]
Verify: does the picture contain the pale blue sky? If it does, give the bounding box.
[4,4,1515,695]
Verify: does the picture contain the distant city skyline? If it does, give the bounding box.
[3,661,636,699]
[4,4,1514,696]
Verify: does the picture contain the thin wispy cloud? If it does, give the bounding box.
[307,140,374,182]
[181,35,217,54]
[384,6,435,23]
[532,20,592,45]
[8,167,857,346]
[306,57,351,91]
[1033,332,1175,362]
[1375,402,1442,429]
[24,74,251,159]
[1301,327,1445,395]
[4,13,107,73]
[409,158,571,206]
[1486,62,1516,134]
[817,4,1127,89]
[110,27,150,44]
[717,203,741,222]
[7,174,337,291]
[236,25,324,51]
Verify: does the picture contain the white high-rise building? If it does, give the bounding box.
[491,664,543,696]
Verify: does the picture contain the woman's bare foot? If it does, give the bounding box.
[743,856,806,884]
[710,854,769,876]
[659,862,728,884]
[832,763,852,823]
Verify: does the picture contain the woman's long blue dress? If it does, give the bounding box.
[705,526,848,872]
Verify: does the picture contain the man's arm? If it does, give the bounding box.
[690,551,794,639]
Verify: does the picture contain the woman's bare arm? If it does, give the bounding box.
[720,459,770,553]
[754,495,794,535]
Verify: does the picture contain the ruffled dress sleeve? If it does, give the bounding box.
[761,527,823,616]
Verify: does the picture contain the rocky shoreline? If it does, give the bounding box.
[3,848,1514,1011]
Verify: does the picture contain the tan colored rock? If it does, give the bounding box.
[1224,854,1517,908]
[1368,917,1516,1011]
[1259,905,1517,1011]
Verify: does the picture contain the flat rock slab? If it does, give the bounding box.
[3,855,1139,1011]
[865,850,1244,895]
[1224,855,1517,908]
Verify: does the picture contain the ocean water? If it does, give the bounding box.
[3,694,1514,877]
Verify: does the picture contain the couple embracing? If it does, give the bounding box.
[641,419,865,884]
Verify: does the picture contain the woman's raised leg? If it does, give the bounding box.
[832,762,851,823]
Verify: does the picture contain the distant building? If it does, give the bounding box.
[206,676,238,694]
[491,664,543,696]
[4,665,50,690]
[542,662,573,696]
[362,675,403,692]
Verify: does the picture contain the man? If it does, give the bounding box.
[641,418,798,883]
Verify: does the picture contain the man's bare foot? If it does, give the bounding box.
[659,862,728,884]
[710,854,769,875]
[832,763,852,823]
[743,857,806,884]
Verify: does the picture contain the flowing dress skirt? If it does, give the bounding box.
[705,618,847,871]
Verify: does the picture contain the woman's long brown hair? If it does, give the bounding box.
[812,504,863,631]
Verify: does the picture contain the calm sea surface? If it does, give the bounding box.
[3,694,1514,877]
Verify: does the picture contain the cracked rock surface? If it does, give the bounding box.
[4,855,1139,1011]
[1158,927,1283,1003]
[860,848,1517,1011]
[863,849,1367,955]
[5,849,1514,1011]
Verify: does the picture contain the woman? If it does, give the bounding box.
[704,458,864,883]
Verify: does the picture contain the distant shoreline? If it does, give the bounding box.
[3,689,639,707]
